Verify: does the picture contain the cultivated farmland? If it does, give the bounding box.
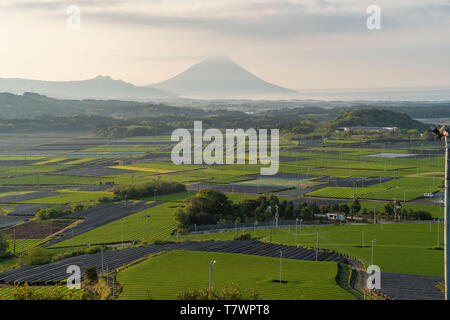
[117,250,355,300]
[0,130,447,301]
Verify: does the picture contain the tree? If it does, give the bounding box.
[177,189,233,226]
[285,201,294,219]
[339,204,350,216]
[384,202,395,219]
[423,131,435,141]
[0,234,8,257]
[110,180,186,200]
[351,198,361,216]
[35,206,67,220]
[84,266,98,283]
[407,129,419,136]
[20,247,52,265]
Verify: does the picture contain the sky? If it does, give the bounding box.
[0,0,449,90]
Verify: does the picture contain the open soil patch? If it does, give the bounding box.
[0,220,72,239]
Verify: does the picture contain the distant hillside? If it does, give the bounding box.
[331,109,428,131]
[0,92,189,119]
[0,75,175,101]
[151,57,297,99]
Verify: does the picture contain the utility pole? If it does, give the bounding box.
[438,218,440,248]
[146,215,150,239]
[270,219,274,243]
[13,227,16,256]
[275,205,279,228]
[373,208,376,224]
[112,270,116,297]
[315,232,319,261]
[279,249,282,283]
[444,133,450,300]
[430,125,450,300]
[393,197,397,222]
[209,260,216,290]
[371,239,376,265]
[101,246,104,274]
[295,218,298,247]
[362,231,365,248]
[122,219,125,248]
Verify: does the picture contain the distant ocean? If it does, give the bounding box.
[295,87,450,101]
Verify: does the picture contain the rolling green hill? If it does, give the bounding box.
[331,108,428,131]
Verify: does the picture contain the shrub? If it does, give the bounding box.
[233,233,252,241]
[20,247,52,265]
[35,206,69,220]
[72,204,85,212]
[84,266,98,283]
[177,284,260,300]
[52,246,102,262]
[0,283,90,300]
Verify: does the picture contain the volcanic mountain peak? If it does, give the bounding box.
[150,57,297,99]
[0,75,175,101]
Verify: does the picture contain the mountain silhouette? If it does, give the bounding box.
[150,57,297,99]
[0,75,175,101]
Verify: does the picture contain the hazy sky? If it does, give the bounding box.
[1,0,449,90]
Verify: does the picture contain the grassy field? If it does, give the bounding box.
[0,191,34,198]
[0,174,101,185]
[175,222,444,276]
[117,250,355,300]
[20,190,113,204]
[0,165,66,175]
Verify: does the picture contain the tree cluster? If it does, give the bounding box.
[175,189,321,229]
[110,180,186,200]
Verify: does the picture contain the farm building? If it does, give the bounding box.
[326,213,346,222]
